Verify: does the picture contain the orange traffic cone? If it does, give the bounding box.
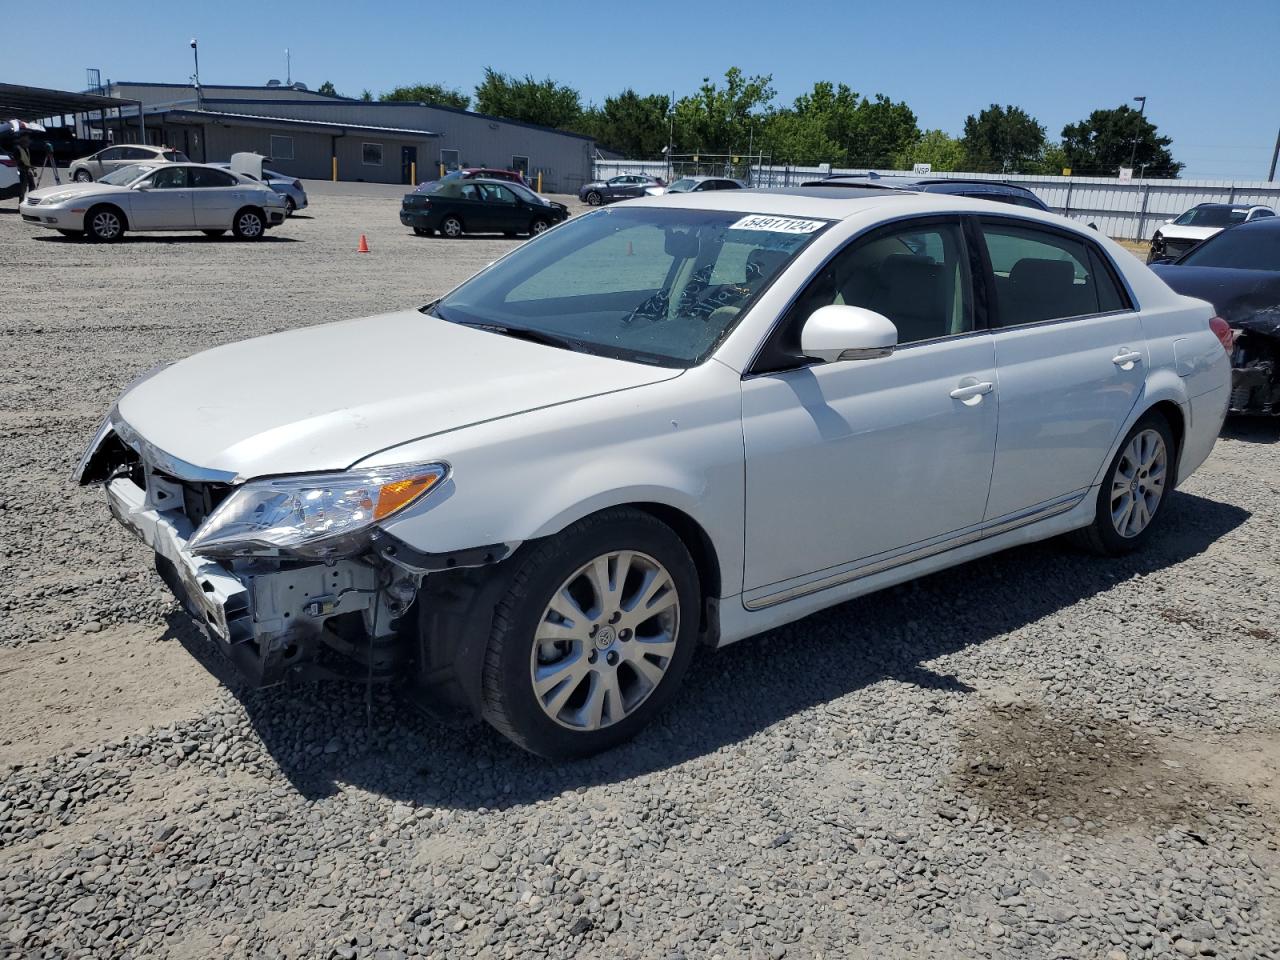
[357,234,370,253]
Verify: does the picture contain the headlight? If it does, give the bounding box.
[188,462,448,559]
[40,191,79,205]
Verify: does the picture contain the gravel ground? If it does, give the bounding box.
[1,190,1278,960]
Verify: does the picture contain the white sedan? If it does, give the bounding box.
[20,162,288,241]
[75,188,1231,757]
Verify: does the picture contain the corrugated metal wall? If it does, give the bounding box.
[203,100,595,193]
[593,160,1280,239]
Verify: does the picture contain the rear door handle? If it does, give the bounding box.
[950,380,994,404]
[1112,350,1143,368]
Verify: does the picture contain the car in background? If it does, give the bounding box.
[0,152,20,201]
[21,162,288,241]
[1148,203,1274,263]
[416,168,529,191]
[578,174,665,205]
[646,176,745,196]
[1150,216,1280,415]
[401,177,568,238]
[213,162,307,215]
[805,174,1049,211]
[69,145,188,182]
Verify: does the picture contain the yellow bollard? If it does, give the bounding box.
[536,171,542,193]
[439,163,445,178]
[331,156,337,181]
[410,161,416,185]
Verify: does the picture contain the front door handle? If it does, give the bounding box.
[1112,350,1143,369]
[950,380,994,404]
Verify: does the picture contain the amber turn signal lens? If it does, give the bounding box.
[373,473,442,521]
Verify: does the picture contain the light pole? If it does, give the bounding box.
[190,38,201,110]
[1128,95,1147,171]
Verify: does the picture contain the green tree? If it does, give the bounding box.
[893,129,966,172]
[360,89,373,102]
[582,90,670,157]
[848,94,919,168]
[1060,105,1183,177]
[1033,142,1072,176]
[317,80,340,97]
[762,82,857,165]
[961,104,1046,173]
[673,67,776,154]
[381,83,470,110]
[474,68,582,129]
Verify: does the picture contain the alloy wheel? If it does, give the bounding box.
[91,211,121,240]
[531,220,549,235]
[531,550,680,731]
[1110,428,1167,538]
[443,217,463,238]
[237,212,263,238]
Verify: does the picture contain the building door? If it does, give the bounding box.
[401,146,418,185]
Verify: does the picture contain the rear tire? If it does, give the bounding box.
[480,508,700,759]
[441,215,463,239]
[1073,410,1175,556]
[232,208,265,240]
[85,205,125,242]
[284,197,296,216]
[72,170,92,183]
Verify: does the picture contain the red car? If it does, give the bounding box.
[416,168,528,191]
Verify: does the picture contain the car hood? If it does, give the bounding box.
[24,182,132,203]
[116,309,682,479]
[1151,264,1280,337]
[1158,224,1222,241]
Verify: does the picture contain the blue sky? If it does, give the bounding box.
[12,0,1279,180]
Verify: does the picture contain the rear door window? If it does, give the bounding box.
[980,221,1127,326]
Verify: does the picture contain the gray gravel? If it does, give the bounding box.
[1,191,1278,959]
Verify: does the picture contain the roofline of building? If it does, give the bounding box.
[197,97,596,142]
[110,81,354,101]
[155,108,439,139]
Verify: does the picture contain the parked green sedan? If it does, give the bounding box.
[400,178,569,238]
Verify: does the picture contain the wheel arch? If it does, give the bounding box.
[84,201,129,231]
[1091,376,1190,491]
[233,203,266,224]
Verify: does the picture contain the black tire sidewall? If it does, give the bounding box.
[485,512,701,759]
[1089,411,1175,555]
[86,206,123,242]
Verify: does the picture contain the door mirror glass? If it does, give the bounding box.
[800,304,898,362]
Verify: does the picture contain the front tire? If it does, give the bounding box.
[441,215,464,238]
[529,218,550,236]
[1075,411,1174,556]
[284,196,296,216]
[85,205,125,242]
[481,508,701,758]
[585,190,602,206]
[232,208,265,240]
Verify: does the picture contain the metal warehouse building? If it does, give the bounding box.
[96,82,597,193]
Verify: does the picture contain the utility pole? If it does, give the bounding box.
[190,38,201,111]
[1128,95,1147,170]
[666,90,674,184]
[1269,126,1279,181]
[286,48,291,86]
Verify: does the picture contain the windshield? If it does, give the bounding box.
[1173,206,1248,228]
[507,182,545,204]
[665,179,699,193]
[429,207,829,366]
[1178,225,1280,271]
[99,163,156,186]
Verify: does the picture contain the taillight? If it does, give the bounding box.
[1209,316,1233,352]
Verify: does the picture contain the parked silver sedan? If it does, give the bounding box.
[69,144,188,182]
[20,162,288,241]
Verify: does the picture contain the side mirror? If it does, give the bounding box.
[800,304,898,363]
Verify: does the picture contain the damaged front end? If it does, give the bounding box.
[1229,310,1280,415]
[76,414,500,686]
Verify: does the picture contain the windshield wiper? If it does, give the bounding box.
[454,321,584,352]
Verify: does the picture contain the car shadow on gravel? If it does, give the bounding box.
[31,235,301,245]
[1221,418,1280,444]
[165,490,1249,806]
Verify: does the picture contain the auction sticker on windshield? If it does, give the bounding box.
[730,215,827,234]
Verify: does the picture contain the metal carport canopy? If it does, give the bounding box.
[0,82,136,121]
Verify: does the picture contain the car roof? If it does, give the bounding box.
[629,185,1056,220]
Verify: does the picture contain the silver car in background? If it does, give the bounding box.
[213,162,308,215]
[20,162,288,241]
[69,145,188,182]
